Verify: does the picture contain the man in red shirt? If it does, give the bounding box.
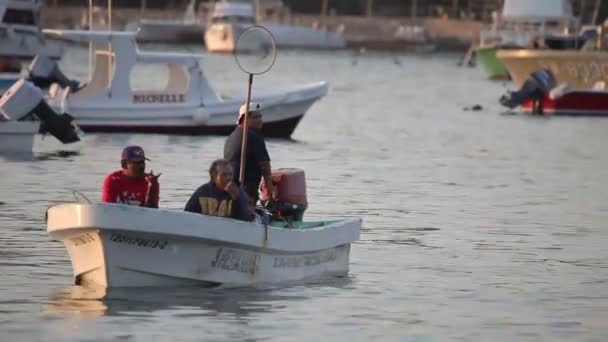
[101,145,161,208]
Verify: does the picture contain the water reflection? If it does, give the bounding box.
[0,146,81,162]
[45,276,352,319]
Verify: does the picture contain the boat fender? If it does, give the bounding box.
[27,55,80,91]
[192,107,209,124]
[0,79,80,144]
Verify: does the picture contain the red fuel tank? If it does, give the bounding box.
[260,168,308,207]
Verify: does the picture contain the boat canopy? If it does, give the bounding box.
[43,30,204,66]
[211,2,254,19]
[502,0,574,22]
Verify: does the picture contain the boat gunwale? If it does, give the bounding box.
[46,203,361,253]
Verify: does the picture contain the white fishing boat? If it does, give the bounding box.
[0,0,63,60]
[46,169,362,288]
[36,29,327,138]
[0,79,81,156]
[204,1,345,53]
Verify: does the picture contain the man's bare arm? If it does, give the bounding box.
[259,160,274,195]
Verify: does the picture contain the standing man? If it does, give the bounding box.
[224,102,274,203]
[101,145,161,208]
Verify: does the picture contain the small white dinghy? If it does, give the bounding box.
[38,29,328,138]
[46,169,362,288]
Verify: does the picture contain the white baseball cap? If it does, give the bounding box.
[237,102,262,124]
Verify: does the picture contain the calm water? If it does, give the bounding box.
[1,46,608,341]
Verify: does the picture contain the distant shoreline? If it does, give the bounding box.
[42,6,481,51]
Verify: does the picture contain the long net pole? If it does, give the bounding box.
[238,73,254,185]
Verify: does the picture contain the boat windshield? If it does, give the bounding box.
[2,9,36,25]
[211,15,254,24]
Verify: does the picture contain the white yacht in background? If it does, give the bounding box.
[33,29,328,138]
[205,1,345,53]
[0,0,63,59]
[125,0,206,44]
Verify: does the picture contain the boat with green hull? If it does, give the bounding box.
[476,46,510,80]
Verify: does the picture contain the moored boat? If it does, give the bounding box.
[499,68,608,116]
[475,0,577,80]
[204,1,345,54]
[36,29,326,138]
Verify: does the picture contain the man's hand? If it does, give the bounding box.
[145,170,162,186]
[224,181,240,200]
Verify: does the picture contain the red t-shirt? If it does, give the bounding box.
[101,170,159,207]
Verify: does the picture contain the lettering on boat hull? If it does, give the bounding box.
[272,249,337,268]
[69,233,96,246]
[108,233,168,249]
[210,247,259,275]
[132,94,185,104]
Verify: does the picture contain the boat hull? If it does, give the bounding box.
[0,121,38,155]
[476,46,510,80]
[77,113,304,137]
[522,91,608,116]
[59,228,351,288]
[46,204,361,288]
[51,80,327,138]
[497,50,608,89]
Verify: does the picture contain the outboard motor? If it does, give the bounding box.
[0,79,80,143]
[260,168,308,223]
[27,55,80,91]
[499,68,557,113]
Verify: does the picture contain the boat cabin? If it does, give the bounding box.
[0,0,40,27]
[481,0,577,48]
[42,30,219,107]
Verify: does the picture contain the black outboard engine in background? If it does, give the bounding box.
[0,79,81,144]
[27,55,80,91]
[499,68,558,114]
